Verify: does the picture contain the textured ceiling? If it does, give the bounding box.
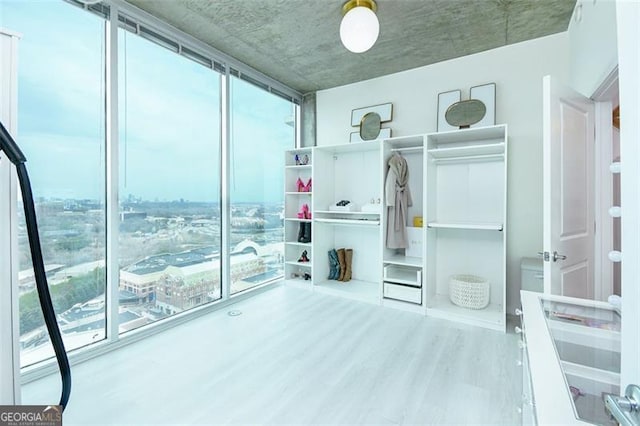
[125,0,576,94]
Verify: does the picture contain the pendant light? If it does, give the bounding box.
[340,0,379,53]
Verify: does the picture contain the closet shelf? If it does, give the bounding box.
[383,254,422,267]
[427,124,506,145]
[285,218,312,223]
[428,142,504,159]
[314,218,380,226]
[384,134,424,146]
[285,241,312,247]
[285,165,312,170]
[285,191,313,195]
[284,261,312,268]
[314,210,380,216]
[427,222,503,231]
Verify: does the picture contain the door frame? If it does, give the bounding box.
[592,68,619,302]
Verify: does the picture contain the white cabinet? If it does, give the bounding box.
[283,149,313,287]
[425,125,507,331]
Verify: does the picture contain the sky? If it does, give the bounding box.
[1,0,295,203]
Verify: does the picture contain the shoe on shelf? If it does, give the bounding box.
[297,222,305,242]
[298,250,310,262]
[299,222,311,243]
[296,177,305,192]
[343,249,353,282]
[304,178,312,193]
[297,203,310,219]
[336,248,346,281]
[303,272,312,281]
[328,249,340,280]
[336,200,351,206]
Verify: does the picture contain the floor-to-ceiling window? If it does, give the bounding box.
[117,25,222,331]
[1,1,108,367]
[1,0,298,372]
[229,76,296,294]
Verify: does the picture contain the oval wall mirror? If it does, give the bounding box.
[445,99,487,128]
[360,112,382,140]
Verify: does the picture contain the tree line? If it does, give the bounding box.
[20,267,106,335]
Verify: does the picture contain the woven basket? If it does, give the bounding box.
[449,274,490,310]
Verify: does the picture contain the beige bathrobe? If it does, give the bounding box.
[385,153,412,249]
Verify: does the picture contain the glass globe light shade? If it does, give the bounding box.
[340,6,379,53]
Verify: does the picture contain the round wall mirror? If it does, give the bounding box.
[360,112,382,140]
[445,99,487,129]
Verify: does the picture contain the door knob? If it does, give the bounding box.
[605,384,640,426]
[552,251,567,262]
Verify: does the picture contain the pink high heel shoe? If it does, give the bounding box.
[297,203,311,219]
[296,177,305,192]
[304,178,312,193]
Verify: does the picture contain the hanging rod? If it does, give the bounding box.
[390,146,423,153]
[433,153,504,163]
[391,146,424,152]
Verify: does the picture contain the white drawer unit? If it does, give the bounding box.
[383,265,422,287]
[383,282,422,304]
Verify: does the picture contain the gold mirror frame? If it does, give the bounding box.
[359,112,382,140]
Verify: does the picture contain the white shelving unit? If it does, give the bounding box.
[284,148,314,287]
[312,142,382,304]
[425,124,507,331]
[381,135,426,311]
[281,125,508,328]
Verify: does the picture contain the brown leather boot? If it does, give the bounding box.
[337,248,346,281]
[343,249,353,282]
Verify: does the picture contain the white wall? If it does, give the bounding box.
[568,0,618,97]
[316,33,570,315]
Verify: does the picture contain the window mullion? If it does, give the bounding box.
[221,72,231,301]
[105,5,120,342]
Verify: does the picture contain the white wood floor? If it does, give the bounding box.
[23,285,522,425]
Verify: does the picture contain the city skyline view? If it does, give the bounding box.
[4,0,293,203]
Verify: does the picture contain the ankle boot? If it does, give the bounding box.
[343,249,353,282]
[337,248,346,281]
[297,222,305,242]
[299,222,311,243]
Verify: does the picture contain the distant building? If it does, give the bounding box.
[120,211,147,221]
[120,241,275,315]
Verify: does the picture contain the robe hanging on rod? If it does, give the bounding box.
[385,152,412,249]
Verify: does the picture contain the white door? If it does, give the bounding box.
[542,75,595,298]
